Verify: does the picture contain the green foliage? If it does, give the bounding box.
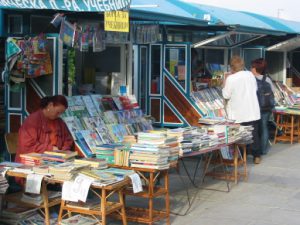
[68,48,76,84]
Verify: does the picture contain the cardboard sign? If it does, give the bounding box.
[105,11,129,32]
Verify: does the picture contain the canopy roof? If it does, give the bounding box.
[131,0,300,35]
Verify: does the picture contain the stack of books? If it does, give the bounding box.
[103,167,135,178]
[199,117,235,125]
[227,125,242,143]
[0,174,9,194]
[95,143,123,164]
[122,135,137,144]
[49,162,88,181]
[181,127,209,153]
[19,213,57,225]
[42,150,78,165]
[10,165,34,174]
[19,153,43,166]
[32,165,50,175]
[114,145,131,166]
[74,158,108,169]
[21,193,43,206]
[167,128,184,142]
[61,214,98,225]
[0,206,38,224]
[80,169,120,186]
[129,132,176,170]
[236,125,254,144]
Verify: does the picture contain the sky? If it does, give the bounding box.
[183,0,300,22]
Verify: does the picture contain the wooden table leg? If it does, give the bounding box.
[234,145,238,184]
[148,172,154,225]
[164,171,170,225]
[58,200,66,223]
[242,145,248,181]
[274,114,280,144]
[291,115,294,144]
[118,189,127,225]
[41,181,50,225]
[101,189,107,225]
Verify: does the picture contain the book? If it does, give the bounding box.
[82,95,99,117]
[90,94,104,113]
[44,150,77,159]
[75,136,94,158]
[63,116,85,140]
[74,158,107,169]
[78,130,103,153]
[61,214,98,225]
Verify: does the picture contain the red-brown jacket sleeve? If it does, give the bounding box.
[18,125,53,154]
[60,120,74,150]
[16,114,53,163]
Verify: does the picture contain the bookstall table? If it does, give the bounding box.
[180,142,247,186]
[54,178,129,225]
[109,165,171,225]
[4,171,61,225]
[273,110,300,144]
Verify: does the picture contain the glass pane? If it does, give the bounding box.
[243,49,262,70]
[165,46,186,89]
[34,38,54,96]
[9,90,21,108]
[8,15,22,34]
[31,16,59,34]
[150,45,161,94]
[140,47,147,111]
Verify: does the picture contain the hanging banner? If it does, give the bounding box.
[0,0,131,12]
[104,11,129,32]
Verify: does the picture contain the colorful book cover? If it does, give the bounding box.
[59,19,75,47]
[113,97,124,110]
[75,132,94,158]
[90,94,104,113]
[82,95,99,117]
[63,116,84,140]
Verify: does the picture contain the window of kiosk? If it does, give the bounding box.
[165,46,186,90]
[30,15,59,34]
[74,46,122,95]
[204,49,225,79]
[243,48,263,70]
[150,45,161,95]
[8,15,23,34]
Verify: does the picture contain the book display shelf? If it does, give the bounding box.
[62,94,153,158]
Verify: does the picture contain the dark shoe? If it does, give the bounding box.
[254,157,261,164]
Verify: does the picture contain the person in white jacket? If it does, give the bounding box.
[222,56,262,164]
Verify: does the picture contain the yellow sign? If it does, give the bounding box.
[104,11,129,32]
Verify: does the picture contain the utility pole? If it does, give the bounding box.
[277,9,284,18]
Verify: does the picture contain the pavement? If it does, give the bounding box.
[110,142,300,225]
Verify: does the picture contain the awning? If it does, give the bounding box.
[0,0,131,12]
[266,36,300,52]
